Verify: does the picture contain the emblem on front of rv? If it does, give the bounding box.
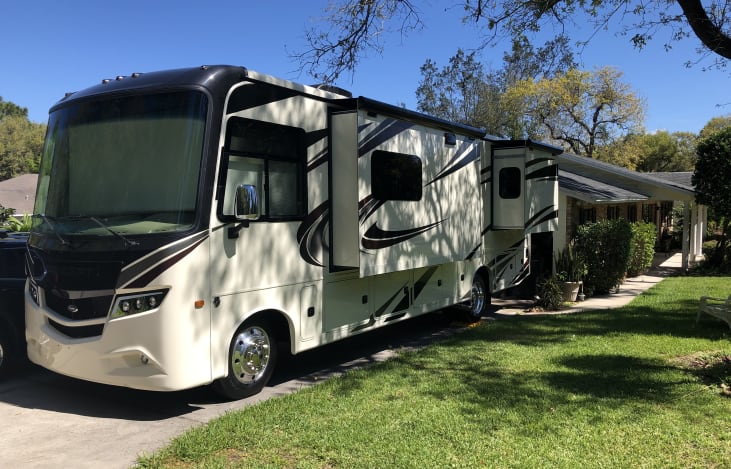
[67,304,79,314]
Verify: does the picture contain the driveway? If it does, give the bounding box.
[0,312,468,469]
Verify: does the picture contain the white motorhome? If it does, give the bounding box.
[25,66,560,399]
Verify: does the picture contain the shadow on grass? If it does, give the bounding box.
[324,297,729,422]
[546,354,682,400]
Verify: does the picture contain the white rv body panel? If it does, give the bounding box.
[25,66,559,396]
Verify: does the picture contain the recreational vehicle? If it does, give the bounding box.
[25,65,560,399]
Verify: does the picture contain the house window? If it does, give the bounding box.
[606,206,618,220]
[642,204,655,223]
[372,150,422,201]
[579,207,596,224]
[627,205,638,223]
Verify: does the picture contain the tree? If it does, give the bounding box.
[0,97,28,120]
[635,131,698,171]
[416,49,487,126]
[692,126,731,268]
[502,67,645,157]
[699,114,731,138]
[0,114,45,181]
[415,37,576,137]
[296,0,731,83]
[597,131,697,171]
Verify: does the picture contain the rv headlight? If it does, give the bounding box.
[29,282,39,306]
[111,290,168,318]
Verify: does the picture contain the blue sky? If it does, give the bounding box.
[1,0,727,134]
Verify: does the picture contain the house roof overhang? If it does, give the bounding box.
[557,153,695,202]
[560,170,648,204]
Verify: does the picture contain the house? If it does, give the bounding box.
[0,173,38,215]
[555,153,704,271]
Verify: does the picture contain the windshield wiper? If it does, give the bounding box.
[33,214,71,246]
[89,216,140,248]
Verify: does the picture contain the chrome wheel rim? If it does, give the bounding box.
[470,279,485,317]
[230,326,271,385]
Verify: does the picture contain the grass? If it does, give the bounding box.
[136,276,731,468]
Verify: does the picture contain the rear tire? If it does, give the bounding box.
[465,273,490,322]
[212,319,278,400]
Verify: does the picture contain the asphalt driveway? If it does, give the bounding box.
[0,312,468,469]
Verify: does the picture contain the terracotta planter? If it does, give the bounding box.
[561,281,582,302]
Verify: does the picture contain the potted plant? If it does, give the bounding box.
[554,243,587,302]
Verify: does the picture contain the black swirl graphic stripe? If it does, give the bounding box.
[306,128,330,172]
[297,201,330,267]
[126,237,208,289]
[358,195,385,225]
[413,266,439,300]
[526,164,558,181]
[117,231,208,288]
[525,157,555,169]
[358,119,414,157]
[427,142,480,186]
[525,206,558,231]
[362,221,443,249]
[226,85,300,114]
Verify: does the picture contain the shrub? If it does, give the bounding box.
[627,221,657,277]
[6,213,32,232]
[574,219,632,295]
[0,203,15,224]
[554,243,587,282]
[535,275,564,310]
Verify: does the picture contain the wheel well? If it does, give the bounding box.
[474,267,491,300]
[244,310,292,348]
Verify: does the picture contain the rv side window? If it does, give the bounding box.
[219,117,306,220]
[371,150,422,201]
[499,167,521,199]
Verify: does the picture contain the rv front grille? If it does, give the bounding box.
[48,319,104,339]
[45,291,113,321]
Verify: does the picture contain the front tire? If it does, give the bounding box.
[213,319,278,400]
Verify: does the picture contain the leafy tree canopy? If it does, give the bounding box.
[693,126,731,218]
[296,0,731,83]
[0,96,28,120]
[693,126,731,268]
[596,131,697,171]
[699,114,731,138]
[0,99,45,181]
[502,67,645,156]
[415,36,577,137]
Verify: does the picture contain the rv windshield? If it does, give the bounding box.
[33,91,207,237]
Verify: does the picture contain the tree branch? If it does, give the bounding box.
[676,0,731,60]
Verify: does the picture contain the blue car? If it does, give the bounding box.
[0,230,28,378]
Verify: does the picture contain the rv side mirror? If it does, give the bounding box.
[234,184,259,221]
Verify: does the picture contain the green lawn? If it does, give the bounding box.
[137,276,731,469]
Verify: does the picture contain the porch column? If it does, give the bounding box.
[699,205,707,259]
[690,202,700,259]
[682,203,690,271]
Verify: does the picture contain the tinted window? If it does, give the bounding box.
[371,150,422,201]
[220,117,306,220]
[499,167,521,199]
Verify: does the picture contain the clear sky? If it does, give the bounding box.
[1,0,728,134]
